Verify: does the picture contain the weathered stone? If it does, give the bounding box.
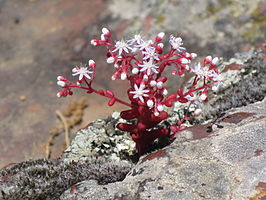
[63,116,135,163]
[60,98,266,200]
[0,157,131,200]
[107,0,265,57]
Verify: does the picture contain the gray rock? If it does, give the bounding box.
[0,157,132,200]
[106,0,265,57]
[60,97,266,200]
[63,115,136,163]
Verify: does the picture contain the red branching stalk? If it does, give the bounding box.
[57,28,224,155]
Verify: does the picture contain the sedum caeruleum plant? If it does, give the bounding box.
[56,28,224,155]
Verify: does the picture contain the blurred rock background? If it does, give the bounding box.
[0,0,265,167]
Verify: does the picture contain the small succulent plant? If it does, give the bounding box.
[57,28,224,154]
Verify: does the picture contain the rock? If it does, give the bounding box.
[0,157,131,200]
[60,97,266,200]
[107,0,265,57]
[1,45,265,199]
[63,115,136,163]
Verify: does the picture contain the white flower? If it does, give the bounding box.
[129,84,150,102]
[169,35,185,52]
[112,40,132,55]
[138,60,159,75]
[192,63,214,79]
[142,47,159,61]
[135,40,153,51]
[72,66,93,80]
[127,34,143,45]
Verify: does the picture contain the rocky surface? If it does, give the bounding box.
[0,46,265,199]
[0,157,131,200]
[0,0,265,199]
[1,0,265,166]
[107,0,265,57]
[60,97,266,200]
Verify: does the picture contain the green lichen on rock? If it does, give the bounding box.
[63,114,136,163]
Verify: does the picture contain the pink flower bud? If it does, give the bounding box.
[88,59,96,68]
[156,81,163,89]
[157,104,164,112]
[102,27,110,37]
[56,92,62,98]
[163,89,168,96]
[157,76,167,83]
[190,53,197,59]
[150,80,157,87]
[90,39,98,46]
[57,76,66,81]
[112,72,119,80]
[156,43,164,53]
[57,81,66,87]
[111,75,116,80]
[177,58,189,64]
[121,72,127,80]
[132,68,139,74]
[107,57,115,64]
[171,70,177,75]
[181,52,190,58]
[178,69,184,77]
[90,39,105,46]
[108,98,116,106]
[106,90,114,98]
[204,56,212,65]
[155,32,165,42]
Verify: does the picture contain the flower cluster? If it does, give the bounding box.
[57,28,224,154]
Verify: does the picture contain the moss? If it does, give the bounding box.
[0,158,132,199]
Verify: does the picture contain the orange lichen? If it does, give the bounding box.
[250,182,266,200]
